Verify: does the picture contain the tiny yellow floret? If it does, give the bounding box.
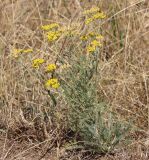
[12,48,33,57]
[83,7,100,15]
[80,35,88,41]
[52,83,60,89]
[47,31,61,42]
[87,45,96,53]
[92,12,106,20]
[32,58,45,68]
[45,64,57,72]
[41,23,59,31]
[88,32,104,40]
[85,18,93,25]
[23,49,33,53]
[91,40,102,47]
[88,32,96,37]
[83,7,106,25]
[87,40,102,53]
[45,78,60,89]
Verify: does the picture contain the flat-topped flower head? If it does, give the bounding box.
[12,48,33,58]
[85,18,93,25]
[41,23,59,31]
[92,12,106,20]
[91,40,102,47]
[88,32,97,37]
[45,78,60,89]
[87,45,96,53]
[81,32,103,42]
[45,64,57,72]
[88,32,103,38]
[80,35,88,41]
[83,7,100,15]
[23,49,33,53]
[84,6,106,25]
[32,58,45,68]
[87,39,102,53]
[47,31,61,42]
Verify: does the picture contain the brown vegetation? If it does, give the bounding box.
[0,0,149,159]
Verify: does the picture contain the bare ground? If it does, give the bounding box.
[0,133,149,160]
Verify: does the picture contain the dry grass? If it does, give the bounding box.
[0,0,149,159]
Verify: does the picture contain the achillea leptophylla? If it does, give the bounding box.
[32,58,45,68]
[45,64,57,72]
[83,7,106,25]
[45,78,60,89]
[41,23,59,31]
[12,48,33,57]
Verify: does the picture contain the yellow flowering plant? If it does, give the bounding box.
[11,7,105,108]
[12,6,130,154]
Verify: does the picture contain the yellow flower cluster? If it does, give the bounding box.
[23,49,33,53]
[12,48,33,58]
[85,18,93,25]
[87,40,102,53]
[91,40,102,46]
[81,32,103,53]
[42,22,80,42]
[45,78,60,89]
[92,12,106,19]
[87,45,96,53]
[83,7,106,25]
[89,32,104,40]
[31,58,60,89]
[47,31,62,42]
[83,7,100,15]
[32,58,45,68]
[80,35,88,41]
[81,32,103,41]
[41,23,59,31]
[45,64,57,72]
[41,22,62,42]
